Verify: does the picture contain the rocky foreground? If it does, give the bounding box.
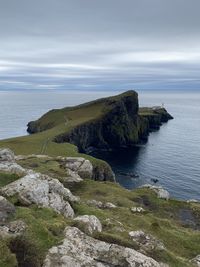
[0,148,200,267]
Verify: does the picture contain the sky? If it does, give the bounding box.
[0,0,200,91]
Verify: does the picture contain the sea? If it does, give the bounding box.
[0,89,199,201]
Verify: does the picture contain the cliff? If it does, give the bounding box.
[27,90,173,153]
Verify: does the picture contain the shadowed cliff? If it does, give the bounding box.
[27,90,173,153]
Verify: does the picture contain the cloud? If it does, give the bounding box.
[0,0,200,90]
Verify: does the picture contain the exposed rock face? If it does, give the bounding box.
[52,92,172,153]
[1,172,78,218]
[140,108,173,131]
[129,230,165,253]
[0,196,15,222]
[74,215,102,234]
[44,226,161,267]
[54,91,146,152]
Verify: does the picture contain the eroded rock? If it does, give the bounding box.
[44,226,161,267]
[1,172,78,218]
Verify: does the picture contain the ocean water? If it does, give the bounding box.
[0,90,199,200]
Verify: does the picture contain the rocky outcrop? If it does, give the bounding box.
[63,157,93,179]
[0,148,15,162]
[1,171,78,218]
[44,226,161,267]
[73,215,102,234]
[139,107,173,131]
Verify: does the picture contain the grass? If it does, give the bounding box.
[70,179,200,267]
[0,172,21,187]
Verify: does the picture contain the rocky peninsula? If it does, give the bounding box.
[0,91,199,267]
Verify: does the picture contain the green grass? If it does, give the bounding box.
[0,172,21,187]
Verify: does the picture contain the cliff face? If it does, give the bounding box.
[54,91,147,152]
[26,90,173,154]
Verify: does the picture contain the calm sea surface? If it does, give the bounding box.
[0,90,199,200]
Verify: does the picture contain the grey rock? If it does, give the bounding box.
[129,230,165,253]
[74,215,102,234]
[64,169,83,183]
[0,161,26,175]
[43,226,161,267]
[191,255,200,266]
[0,148,15,162]
[131,207,145,213]
[1,172,78,218]
[0,196,15,222]
[65,157,93,179]
[142,184,170,200]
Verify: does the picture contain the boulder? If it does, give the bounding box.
[129,230,165,252]
[73,215,102,234]
[0,161,26,175]
[64,157,93,179]
[1,172,78,218]
[0,148,15,162]
[43,226,161,267]
[0,196,15,222]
